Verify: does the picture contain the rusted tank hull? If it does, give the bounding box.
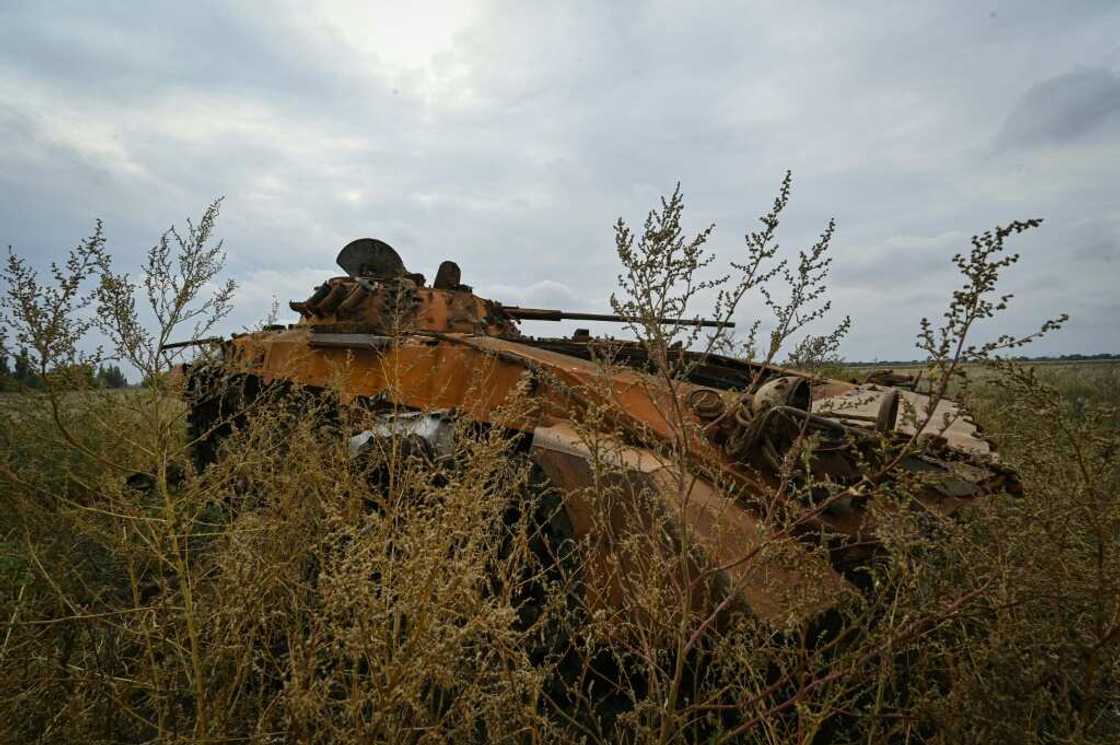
[190,325,1005,630]
[179,238,1013,633]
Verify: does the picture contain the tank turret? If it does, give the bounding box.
[288,237,734,337]
[287,238,518,336]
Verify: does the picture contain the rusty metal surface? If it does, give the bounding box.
[186,238,1016,631]
[530,423,849,627]
[289,276,520,337]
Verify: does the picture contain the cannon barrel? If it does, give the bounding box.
[501,306,734,329]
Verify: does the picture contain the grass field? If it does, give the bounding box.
[1,205,1116,741]
[0,356,1116,744]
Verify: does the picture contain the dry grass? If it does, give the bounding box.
[2,361,1116,744]
[2,190,1117,743]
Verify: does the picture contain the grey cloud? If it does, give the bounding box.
[480,280,584,310]
[1,1,1118,360]
[995,67,1120,150]
[0,3,391,109]
[1068,217,1119,263]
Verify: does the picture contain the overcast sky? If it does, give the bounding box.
[2,0,1117,360]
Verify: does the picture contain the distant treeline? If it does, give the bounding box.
[847,353,1119,367]
[0,348,129,391]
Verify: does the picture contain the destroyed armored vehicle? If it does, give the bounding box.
[181,238,1016,628]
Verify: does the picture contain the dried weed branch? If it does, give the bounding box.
[1,186,1115,745]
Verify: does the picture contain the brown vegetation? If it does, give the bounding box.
[1,184,1117,743]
